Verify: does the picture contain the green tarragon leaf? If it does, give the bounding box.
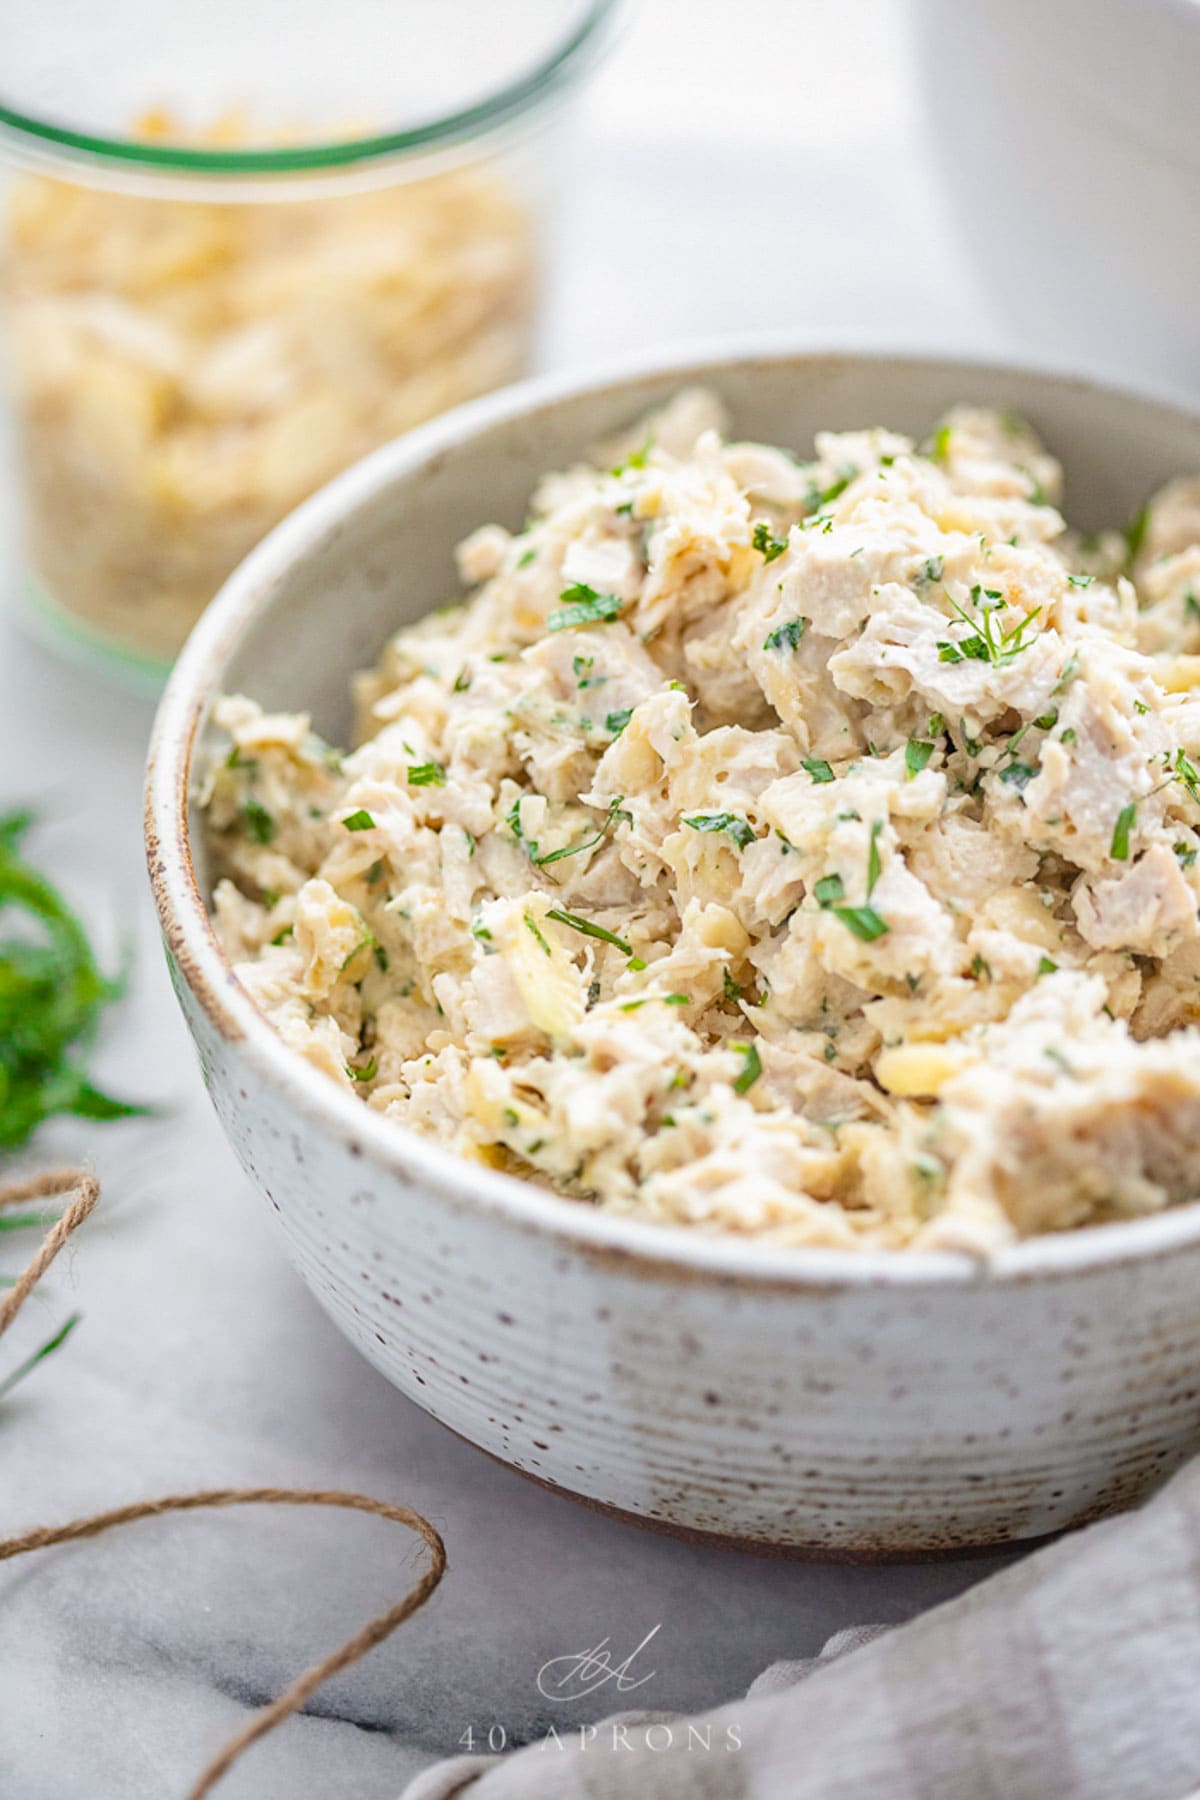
[730,1039,763,1094]
[763,617,806,653]
[752,521,789,564]
[683,812,756,850]
[1111,801,1136,861]
[547,584,623,631]
[802,757,835,784]
[545,908,634,956]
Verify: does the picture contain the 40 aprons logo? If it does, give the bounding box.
[457,1625,744,1757]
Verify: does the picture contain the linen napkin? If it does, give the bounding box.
[403,1456,1200,1799]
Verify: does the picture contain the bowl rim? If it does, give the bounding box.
[146,336,1200,1292]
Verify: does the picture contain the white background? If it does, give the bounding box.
[0,5,1034,1796]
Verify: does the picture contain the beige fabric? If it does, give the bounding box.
[403,1460,1200,1799]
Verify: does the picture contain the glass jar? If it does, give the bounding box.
[0,0,619,690]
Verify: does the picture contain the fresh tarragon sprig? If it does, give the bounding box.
[0,811,146,1151]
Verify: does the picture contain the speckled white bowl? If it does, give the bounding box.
[146,346,1200,1556]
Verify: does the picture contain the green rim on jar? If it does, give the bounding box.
[0,0,620,182]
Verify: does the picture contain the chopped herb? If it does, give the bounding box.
[374,944,389,973]
[408,761,446,787]
[471,919,492,943]
[1185,591,1200,624]
[801,464,858,517]
[722,967,742,1002]
[1111,801,1136,861]
[940,586,1041,666]
[346,1055,378,1082]
[970,953,993,982]
[270,925,294,946]
[1034,712,1058,731]
[814,873,845,907]
[683,812,756,850]
[533,796,628,867]
[1037,956,1058,977]
[802,757,835,784]
[916,555,944,587]
[752,521,789,563]
[545,908,633,956]
[1067,573,1094,589]
[1053,653,1080,695]
[343,809,376,831]
[1175,749,1200,806]
[502,1107,520,1127]
[524,913,552,956]
[243,799,275,844]
[605,708,633,736]
[730,1039,763,1094]
[905,738,934,777]
[998,762,1037,791]
[547,583,623,631]
[931,423,952,463]
[1022,467,1048,506]
[763,617,806,653]
[664,993,690,1005]
[1175,842,1198,869]
[1134,700,1150,716]
[1125,502,1150,562]
[866,820,883,897]
[928,713,946,737]
[1061,728,1078,745]
[611,436,652,476]
[832,905,889,942]
[516,548,537,569]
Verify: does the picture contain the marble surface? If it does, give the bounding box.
[0,4,1039,1794]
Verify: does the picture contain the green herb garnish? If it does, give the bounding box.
[683,812,756,850]
[545,908,633,956]
[547,584,623,632]
[524,913,552,956]
[243,799,276,845]
[730,1039,763,1094]
[346,1055,378,1082]
[763,617,806,653]
[752,522,789,564]
[408,761,446,787]
[605,708,633,736]
[802,757,835,784]
[831,905,889,942]
[938,586,1041,666]
[866,819,883,896]
[1111,801,1136,861]
[533,797,629,868]
[905,739,934,777]
[343,809,376,831]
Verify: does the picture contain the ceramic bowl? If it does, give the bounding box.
[911,0,1200,395]
[146,346,1200,1556]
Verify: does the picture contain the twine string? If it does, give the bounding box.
[0,1168,99,1337]
[0,1172,448,1799]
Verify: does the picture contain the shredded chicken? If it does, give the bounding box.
[201,393,1200,1253]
